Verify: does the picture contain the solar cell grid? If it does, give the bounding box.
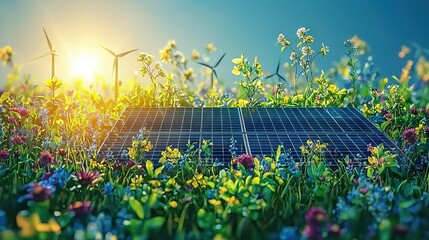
[99,107,404,166]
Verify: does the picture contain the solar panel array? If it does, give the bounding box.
[99,107,403,166]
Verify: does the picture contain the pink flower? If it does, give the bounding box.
[9,134,26,145]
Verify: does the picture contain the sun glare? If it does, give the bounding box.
[69,54,97,83]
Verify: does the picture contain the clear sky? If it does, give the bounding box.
[0,0,428,90]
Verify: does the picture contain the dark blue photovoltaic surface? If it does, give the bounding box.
[99,107,403,166]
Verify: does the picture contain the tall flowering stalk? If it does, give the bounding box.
[232,54,264,106]
[277,27,329,106]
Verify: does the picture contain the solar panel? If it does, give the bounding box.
[99,107,404,166]
[99,108,247,164]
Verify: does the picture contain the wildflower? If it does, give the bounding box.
[57,148,67,158]
[39,151,55,168]
[232,154,254,170]
[76,169,100,186]
[277,33,291,51]
[321,43,329,57]
[409,107,418,115]
[69,201,92,217]
[402,128,417,145]
[167,40,176,48]
[159,147,182,164]
[102,182,114,196]
[9,134,26,145]
[301,46,314,56]
[169,201,178,208]
[28,183,52,202]
[0,149,9,161]
[183,68,195,81]
[191,49,200,60]
[126,160,136,168]
[304,35,315,43]
[208,199,221,206]
[289,52,298,61]
[9,106,30,118]
[305,207,327,226]
[206,43,216,53]
[296,27,309,39]
[384,113,393,119]
[130,175,143,190]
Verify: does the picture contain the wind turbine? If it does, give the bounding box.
[197,53,226,88]
[100,45,138,100]
[28,28,58,79]
[265,59,286,82]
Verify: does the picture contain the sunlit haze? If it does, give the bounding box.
[1,0,429,91]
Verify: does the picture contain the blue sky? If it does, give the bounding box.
[0,0,428,89]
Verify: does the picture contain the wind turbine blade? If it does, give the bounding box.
[43,28,53,51]
[276,60,281,73]
[99,44,116,56]
[213,69,219,81]
[214,53,226,68]
[278,74,287,82]
[25,52,50,63]
[265,73,275,79]
[117,48,139,57]
[196,62,212,68]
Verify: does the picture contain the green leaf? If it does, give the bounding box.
[146,160,154,177]
[154,165,165,178]
[145,216,165,230]
[129,198,144,219]
[0,92,11,103]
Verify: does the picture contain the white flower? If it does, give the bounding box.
[301,46,314,55]
[289,52,299,61]
[277,33,285,44]
[296,27,309,39]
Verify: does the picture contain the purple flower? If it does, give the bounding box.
[383,113,393,119]
[0,150,9,161]
[402,128,417,145]
[232,154,255,170]
[305,207,327,227]
[69,201,92,217]
[39,151,56,167]
[76,168,100,186]
[28,183,52,202]
[424,126,429,136]
[409,107,418,115]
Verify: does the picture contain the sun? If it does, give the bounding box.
[69,53,97,83]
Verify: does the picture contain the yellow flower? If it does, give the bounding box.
[219,186,228,194]
[375,103,382,113]
[300,145,309,155]
[167,40,176,48]
[306,140,313,147]
[283,95,290,103]
[224,195,240,206]
[169,201,178,208]
[209,199,222,206]
[191,49,200,60]
[206,43,216,53]
[328,84,338,93]
[150,180,161,188]
[367,156,378,166]
[130,175,143,190]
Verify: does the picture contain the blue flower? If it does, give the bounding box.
[102,182,114,196]
[279,226,300,240]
